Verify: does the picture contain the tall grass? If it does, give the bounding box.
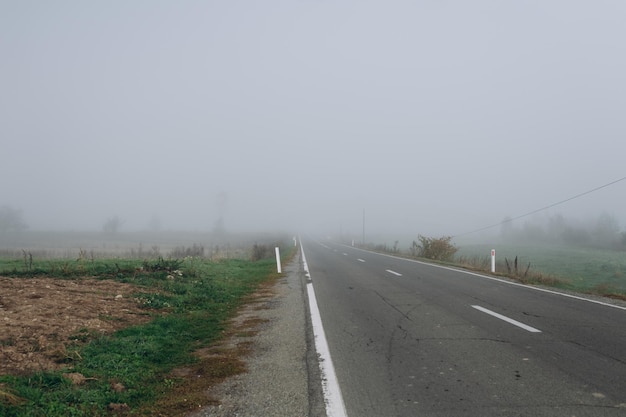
[455,244,626,295]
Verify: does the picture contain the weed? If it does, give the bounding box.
[504,256,531,278]
[170,244,204,258]
[142,257,183,273]
[0,384,25,406]
[589,283,626,300]
[0,339,15,347]
[457,255,490,270]
[69,328,99,344]
[21,250,32,273]
[251,243,272,261]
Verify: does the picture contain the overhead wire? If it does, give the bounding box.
[452,175,626,238]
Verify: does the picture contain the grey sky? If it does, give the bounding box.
[2,1,625,237]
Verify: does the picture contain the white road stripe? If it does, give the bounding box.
[340,243,626,311]
[472,305,542,333]
[386,269,402,276]
[357,259,365,263]
[301,241,348,417]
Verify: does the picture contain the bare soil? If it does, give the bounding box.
[0,274,284,416]
[0,276,157,376]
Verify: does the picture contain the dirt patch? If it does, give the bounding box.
[0,276,158,375]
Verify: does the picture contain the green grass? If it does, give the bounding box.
[0,246,292,416]
[456,243,626,294]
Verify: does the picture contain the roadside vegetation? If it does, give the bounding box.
[0,240,294,416]
[409,235,457,261]
[456,244,626,297]
[361,235,626,301]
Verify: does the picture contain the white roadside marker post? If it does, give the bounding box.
[491,249,496,273]
[275,247,282,273]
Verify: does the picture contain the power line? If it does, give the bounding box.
[453,175,626,238]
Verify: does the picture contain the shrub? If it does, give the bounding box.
[411,235,457,261]
[142,257,184,273]
[170,244,204,258]
[250,243,274,261]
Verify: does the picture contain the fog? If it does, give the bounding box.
[2,1,625,242]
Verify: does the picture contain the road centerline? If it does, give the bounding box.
[472,305,542,333]
[385,269,402,276]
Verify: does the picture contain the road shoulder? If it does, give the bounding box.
[189,255,311,417]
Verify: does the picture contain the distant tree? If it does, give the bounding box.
[520,220,546,242]
[592,212,620,247]
[547,214,567,242]
[148,215,162,232]
[0,205,28,232]
[561,226,591,246]
[103,215,123,234]
[500,216,514,240]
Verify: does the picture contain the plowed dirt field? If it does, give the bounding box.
[0,276,156,375]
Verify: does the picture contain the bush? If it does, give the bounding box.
[142,257,184,273]
[170,244,204,258]
[411,235,457,261]
[250,243,274,261]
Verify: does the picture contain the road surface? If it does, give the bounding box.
[303,238,626,416]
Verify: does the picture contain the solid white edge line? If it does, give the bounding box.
[300,241,348,417]
[386,269,403,276]
[472,305,542,333]
[339,244,626,312]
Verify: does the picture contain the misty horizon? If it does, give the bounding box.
[2,1,625,239]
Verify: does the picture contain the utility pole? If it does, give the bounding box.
[362,209,365,245]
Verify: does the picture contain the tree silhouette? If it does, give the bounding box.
[0,205,28,232]
[102,215,123,233]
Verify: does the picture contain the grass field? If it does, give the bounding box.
[0,230,287,260]
[0,233,295,416]
[455,243,626,293]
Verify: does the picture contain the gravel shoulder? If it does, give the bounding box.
[190,253,319,417]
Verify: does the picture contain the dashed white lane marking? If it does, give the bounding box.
[386,269,402,276]
[350,246,626,312]
[300,241,348,417]
[357,259,365,263]
[472,305,542,333]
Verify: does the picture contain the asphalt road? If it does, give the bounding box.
[302,238,626,417]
